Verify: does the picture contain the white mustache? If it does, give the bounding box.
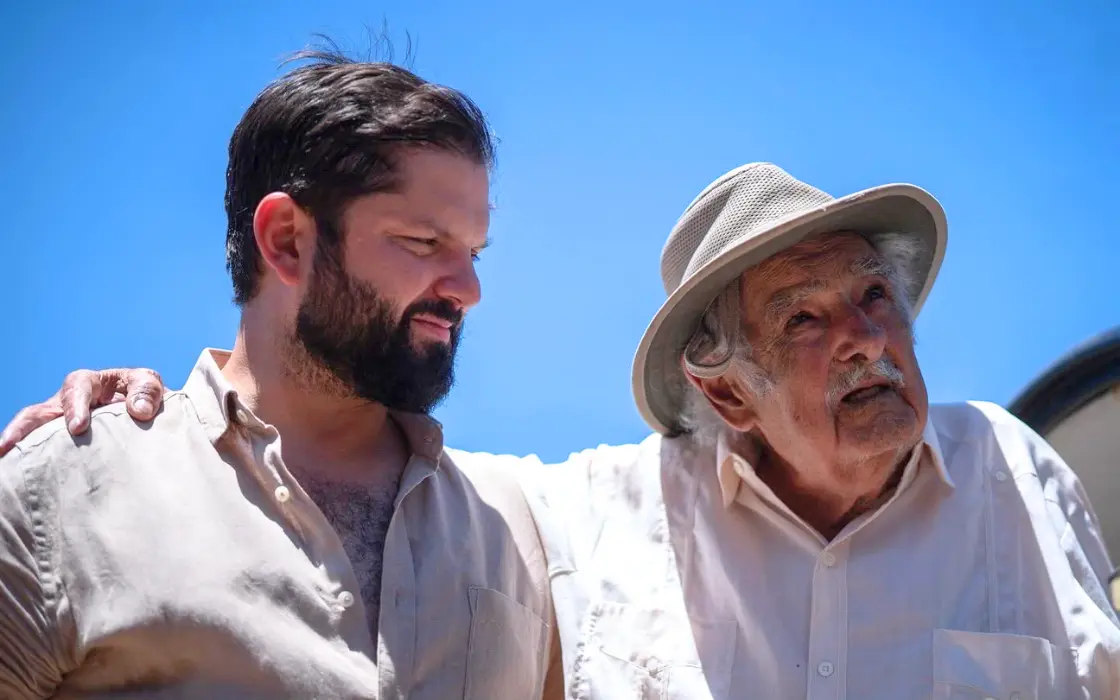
[826,358,905,407]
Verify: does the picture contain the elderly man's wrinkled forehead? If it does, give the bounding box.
[739,231,891,321]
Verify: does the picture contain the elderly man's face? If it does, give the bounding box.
[736,232,928,470]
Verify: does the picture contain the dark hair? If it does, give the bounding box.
[224,43,495,305]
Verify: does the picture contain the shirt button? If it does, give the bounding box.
[994,470,1008,482]
[821,552,837,567]
[817,661,834,677]
[338,591,355,608]
[274,485,291,503]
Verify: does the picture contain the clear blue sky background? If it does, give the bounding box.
[2,1,1117,463]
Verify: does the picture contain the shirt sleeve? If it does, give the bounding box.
[1062,465,1118,617]
[1013,414,1120,698]
[1023,420,1120,623]
[0,444,68,699]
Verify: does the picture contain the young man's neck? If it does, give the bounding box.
[220,313,405,474]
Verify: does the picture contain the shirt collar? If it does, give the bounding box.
[715,413,955,509]
[180,348,445,463]
[392,411,445,463]
[921,413,954,489]
[182,348,240,444]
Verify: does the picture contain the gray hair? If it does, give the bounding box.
[678,231,924,448]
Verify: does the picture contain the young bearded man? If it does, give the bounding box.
[0,49,559,699]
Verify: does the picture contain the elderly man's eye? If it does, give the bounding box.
[864,284,887,302]
[787,311,814,329]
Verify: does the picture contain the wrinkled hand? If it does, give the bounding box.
[0,368,166,457]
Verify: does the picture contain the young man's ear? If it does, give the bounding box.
[253,192,317,288]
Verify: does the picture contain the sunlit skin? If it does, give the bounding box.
[221,147,491,484]
[255,148,490,353]
[689,233,928,538]
[331,149,491,349]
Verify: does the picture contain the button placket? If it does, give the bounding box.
[807,541,847,697]
[257,439,363,633]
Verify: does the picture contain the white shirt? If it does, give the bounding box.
[521,401,1120,699]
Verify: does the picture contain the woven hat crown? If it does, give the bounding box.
[659,163,834,295]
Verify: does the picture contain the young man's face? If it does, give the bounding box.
[292,148,491,412]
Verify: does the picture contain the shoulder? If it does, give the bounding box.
[444,447,544,480]
[519,434,665,528]
[928,400,1031,444]
[929,400,1078,500]
[437,448,547,537]
[12,392,198,459]
[564,434,663,475]
[1,392,202,508]
[931,400,1055,463]
[441,447,544,505]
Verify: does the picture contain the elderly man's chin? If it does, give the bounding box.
[834,387,923,455]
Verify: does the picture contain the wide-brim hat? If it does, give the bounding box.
[632,162,948,435]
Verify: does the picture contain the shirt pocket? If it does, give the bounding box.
[569,600,736,700]
[932,628,1077,700]
[464,586,549,700]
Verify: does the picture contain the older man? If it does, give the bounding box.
[6,163,1119,698]
[523,163,1120,699]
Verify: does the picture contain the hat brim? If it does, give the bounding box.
[632,183,948,435]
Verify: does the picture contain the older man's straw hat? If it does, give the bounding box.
[632,162,948,435]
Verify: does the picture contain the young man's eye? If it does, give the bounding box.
[402,237,438,253]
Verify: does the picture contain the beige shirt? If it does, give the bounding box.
[0,350,561,699]
[523,401,1120,699]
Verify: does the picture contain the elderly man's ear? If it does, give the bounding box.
[683,371,758,434]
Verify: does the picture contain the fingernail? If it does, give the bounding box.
[134,398,153,415]
[68,418,83,433]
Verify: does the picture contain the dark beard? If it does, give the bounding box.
[292,247,462,414]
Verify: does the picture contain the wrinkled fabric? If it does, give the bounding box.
[524,401,1120,699]
[0,349,559,699]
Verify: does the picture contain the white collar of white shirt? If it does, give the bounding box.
[715,414,956,510]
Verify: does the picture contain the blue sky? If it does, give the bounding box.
[2,0,1117,463]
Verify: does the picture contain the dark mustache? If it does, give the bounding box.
[403,299,463,328]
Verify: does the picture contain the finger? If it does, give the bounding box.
[59,370,103,435]
[0,405,64,456]
[124,369,165,421]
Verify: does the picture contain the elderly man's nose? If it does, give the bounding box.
[835,307,887,363]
